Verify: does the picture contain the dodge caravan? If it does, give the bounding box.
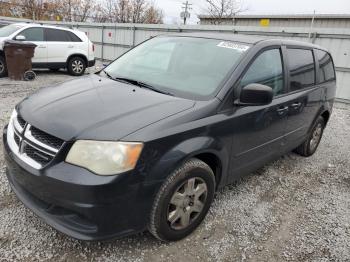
[3,33,336,241]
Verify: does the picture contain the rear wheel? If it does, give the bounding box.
[0,55,7,77]
[294,116,325,157]
[67,56,86,76]
[148,158,215,242]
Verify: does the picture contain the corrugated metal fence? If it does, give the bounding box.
[0,16,349,102]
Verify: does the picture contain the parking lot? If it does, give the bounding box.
[0,69,350,261]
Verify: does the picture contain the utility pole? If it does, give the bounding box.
[181,1,192,25]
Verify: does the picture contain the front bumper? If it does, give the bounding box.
[3,125,161,241]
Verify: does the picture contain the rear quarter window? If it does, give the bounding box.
[315,49,336,83]
[67,31,82,42]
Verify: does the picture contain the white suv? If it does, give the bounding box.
[0,23,95,77]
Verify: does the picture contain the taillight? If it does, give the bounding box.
[92,44,95,52]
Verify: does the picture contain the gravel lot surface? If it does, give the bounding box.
[0,68,350,261]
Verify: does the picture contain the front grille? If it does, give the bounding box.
[30,126,64,150]
[17,115,26,129]
[23,143,54,165]
[14,133,20,146]
[7,112,65,169]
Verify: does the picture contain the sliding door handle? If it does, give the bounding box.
[277,106,289,115]
[291,102,302,109]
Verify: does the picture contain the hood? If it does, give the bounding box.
[18,74,195,141]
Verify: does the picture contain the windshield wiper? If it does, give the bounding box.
[113,77,174,96]
[102,70,114,80]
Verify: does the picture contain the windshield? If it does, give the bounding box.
[0,24,24,37]
[103,36,250,100]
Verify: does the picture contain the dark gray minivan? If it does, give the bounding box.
[3,33,336,242]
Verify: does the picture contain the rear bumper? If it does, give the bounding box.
[3,125,161,241]
[88,59,95,67]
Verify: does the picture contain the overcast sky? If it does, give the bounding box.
[156,0,350,24]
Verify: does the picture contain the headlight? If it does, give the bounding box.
[66,140,143,176]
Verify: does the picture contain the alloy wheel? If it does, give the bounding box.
[310,123,323,151]
[72,60,84,74]
[167,177,208,230]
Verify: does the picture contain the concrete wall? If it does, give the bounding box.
[0,16,349,102]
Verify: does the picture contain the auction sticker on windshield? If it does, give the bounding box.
[217,42,250,52]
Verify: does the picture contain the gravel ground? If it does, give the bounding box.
[0,67,350,261]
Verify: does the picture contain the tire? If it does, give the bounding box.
[67,56,86,76]
[0,55,7,78]
[148,158,215,242]
[294,116,325,157]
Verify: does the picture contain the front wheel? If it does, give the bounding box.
[67,56,86,76]
[294,116,325,157]
[148,158,215,242]
[0,55,7,77]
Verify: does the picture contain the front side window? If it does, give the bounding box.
[239,48,284,96]
[17,27,44,41]
[287,48,315,92]
[315,49,335,83]
[103,37,251,100]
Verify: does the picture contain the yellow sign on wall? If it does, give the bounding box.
[260,19,270,27]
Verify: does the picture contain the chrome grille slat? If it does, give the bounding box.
[24,124,59,154]
[7,112,65,169]
[23,144,54,166]
[29,125,64,150]
[23,140,56,157]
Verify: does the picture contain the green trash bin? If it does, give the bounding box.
[4,40,37,81]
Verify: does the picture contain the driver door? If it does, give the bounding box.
[15,27,47,64]
[227,47,289,183]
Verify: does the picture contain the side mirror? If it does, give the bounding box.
[237,83,273,106]
[15,35,26,41]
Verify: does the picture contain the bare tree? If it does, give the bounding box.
[92,0,118,23]
[55,0,96,22]
[205,0,246,24]
[0,0,61,20]
[0,0,163,24]
[94,0,163,24]
[131,0,147,23]
[143,4,163,24]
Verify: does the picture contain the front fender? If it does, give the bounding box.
[144,136,230,188]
